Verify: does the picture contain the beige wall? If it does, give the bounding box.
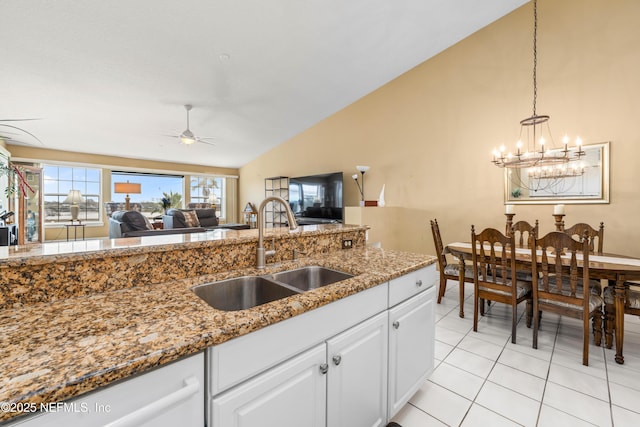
[7,146,240,240]
[240,0,640,257]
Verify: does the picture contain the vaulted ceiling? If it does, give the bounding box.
[1,0,527,168]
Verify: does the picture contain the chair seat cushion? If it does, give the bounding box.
[539,294,604,313]
[443,263,474,277]
[603,286,640,308]
[480,280,531,298]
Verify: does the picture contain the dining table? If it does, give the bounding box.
[445,241,640,364]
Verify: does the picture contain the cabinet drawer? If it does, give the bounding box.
[7,353,205,427]
[388,265,436,307]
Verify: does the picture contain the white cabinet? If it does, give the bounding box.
[208,264,436,427]
[388,285,436,418]
[327,311,388,427]
[7,353,204,427]
[212,344,326,427]
[211,313,389,427]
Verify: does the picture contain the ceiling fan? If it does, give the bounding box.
[0,118,44,146]
[167,105,216,146]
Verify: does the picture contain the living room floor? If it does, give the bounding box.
[390,281,640,427]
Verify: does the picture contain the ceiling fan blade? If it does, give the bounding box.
[197,139,217,146]
[0,118,43,122]
[0,124,44,145]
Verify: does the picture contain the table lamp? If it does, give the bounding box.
[64,190,83,222]
[114,181,142,211]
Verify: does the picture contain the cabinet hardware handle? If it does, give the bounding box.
[416,279,423,287]
[104,376,200,427]
[319,363,329,374]
[393,321,400,329]
[332,355,342,366]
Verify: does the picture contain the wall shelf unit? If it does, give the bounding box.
[264,176,289,228]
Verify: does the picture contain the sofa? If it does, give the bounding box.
[109,210,206,238]
[163,208,250,230]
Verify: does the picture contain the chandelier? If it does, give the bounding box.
[492,0,584,175]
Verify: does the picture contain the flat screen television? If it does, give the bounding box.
[289,172,343,225]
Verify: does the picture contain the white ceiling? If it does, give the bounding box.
[1,0,527,168]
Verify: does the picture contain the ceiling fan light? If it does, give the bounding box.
[180,135,196,145]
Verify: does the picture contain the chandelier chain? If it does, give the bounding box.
[532,0,538,117]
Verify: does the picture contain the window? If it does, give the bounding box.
[190,176,225,218]
[43,165,101,224]
[111,171,184,217]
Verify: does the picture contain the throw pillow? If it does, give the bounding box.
[182,210,200,227]
[142,215,154,230]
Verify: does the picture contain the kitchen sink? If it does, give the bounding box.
[192,276,299,311]
[269,266,354,291]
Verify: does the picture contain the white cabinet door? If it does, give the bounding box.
[387,286,436,418]
[7,353,204,427]
[211,344,326,427]
[326,311,388,427]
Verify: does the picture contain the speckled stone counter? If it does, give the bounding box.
[0,225,435,423]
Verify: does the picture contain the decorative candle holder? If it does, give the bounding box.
[553,214,565,231]
[505,213,516,236]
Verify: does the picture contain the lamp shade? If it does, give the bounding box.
[64,189,83,204]
[114,182,142,194]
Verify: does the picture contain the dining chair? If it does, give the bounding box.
[531,231,604,366]
[471,226,532,344]
[508,220,539,248]
[564,222,604,254]
[430,219,474,313]
[603,281,640,349]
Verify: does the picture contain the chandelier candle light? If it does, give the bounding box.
[492,0,585,184]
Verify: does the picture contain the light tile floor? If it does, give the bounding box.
[390,281,640,427]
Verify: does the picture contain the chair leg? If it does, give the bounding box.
[604,303,614,349]
[526,300,532,328]
[511,303,517,344]
[459,278,465,318]
[473,293,479,333]
[437,275,446,304]
[583,314,589,366]
[533,307,539,349]
[480,298,485,316]
[593,309,603,347]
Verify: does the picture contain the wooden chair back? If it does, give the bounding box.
[471,226,517,297]
[430,219,447,272]
[508,220,539,248]
[564,222,604,254]
[531,231,599,365]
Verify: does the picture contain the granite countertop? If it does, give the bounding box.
[0,245,435,423]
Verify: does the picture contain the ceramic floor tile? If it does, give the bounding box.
[551,347,607,379]
[434,340,454,361]
[409,381,472,427]
[547,363,609,402]
[611,404,640,427]
[460,403,520,427]
[435,326,466,347]
[390,403,448,427]
[444,347,495,379]
[412,290,637,425]
[497,347,550,379]
[605,360,640,392]
[457,333,505,361]
[475,381,540,426]
[609,381,640,414]
[438,312,475,334]
[428,362,485,400]
[488,362,546,401]
[537,404,599,427]
[542,382,612,427]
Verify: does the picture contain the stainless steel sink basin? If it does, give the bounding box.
[192,276,299,311]
[269,266,354,291]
